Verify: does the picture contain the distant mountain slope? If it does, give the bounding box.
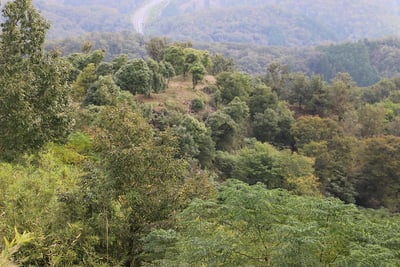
[31,0,400,47]
[35,0,143,39]
[147,0,400,46]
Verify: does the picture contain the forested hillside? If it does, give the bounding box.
[33,0,400,47]
[3,1,400,266]
[34,0,142,39]
[147,0,400,46]
[47,32,400,86]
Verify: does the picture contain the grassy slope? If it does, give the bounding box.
[136,75,216,115]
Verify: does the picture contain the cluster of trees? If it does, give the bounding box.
[2,1,400,266]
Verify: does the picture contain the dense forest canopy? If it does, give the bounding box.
[2,0,400,266]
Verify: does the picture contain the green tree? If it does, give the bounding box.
[305,75,330,116]
[206,110,238,150]
[96,61,113,76]
[252,102,294,147]
[84,75,121,106]
[163,45,185,75]
[0,0,73,160]
[232,142,315,189]
[145,37,167,62]
[312,137,358,203]
[264,62,290,99]
[189,62,206,89]
[159,61,175,86]
[72,63,97,101]
[210,54,235,75]
[328,72,354,121]
[248,84,278,118]
[222,97,250,123]
[111,53,128,73]
[147,59,167,93]
[173,114,215,168]
[291,116,343,149]
[216,71,252,103]
[114,59,152,96]
[354,136,400,211]
[93,104,188,266]
[358,104,386,137]
[287,72,311,109]
[67,49,105,71]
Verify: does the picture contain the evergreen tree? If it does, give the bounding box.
[0,0,73,160]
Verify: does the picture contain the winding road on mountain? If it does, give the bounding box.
[132,0,169,35]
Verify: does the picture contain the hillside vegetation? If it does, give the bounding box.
[35,0,400,47]
[150,0,400,46]
[3,1,400,266]
[34,0,142,39]
[48,32,400,86]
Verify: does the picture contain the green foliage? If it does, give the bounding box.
[1,228,33,267]
[354,136,400,211]
[84,75,122,106]
[248,84,279,117]
[231,142,316,190]
[114,58,152,96]
[145,37,168,62]
[216,71,252,103]
[357,104,386,138]
[304,75,331,116]
[96,62,113,76]
[147,59,167,93]
[210,54,235,75]
[291,116,343,149]
[0,0,74,160]
[312,137,358,203]
[189,62,206,89]
[72,63,97,101]
[222,97,250,123]
[143,180,400,266]
[171,114,215,168]
[264,62,290,99]
[92,104,188,265]
[206,110,238,150]
[252,101,294,147]
[314,42,379,86]
[163,45,185,75]
[190,98,204,112]
[0,141,97,265]
[67,49,105,71]
[327,72,355,120]
[5,2,400,265]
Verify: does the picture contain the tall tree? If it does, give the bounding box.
[93,104,187,265]
[0,0,73,160]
